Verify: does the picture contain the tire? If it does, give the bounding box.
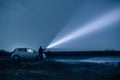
[12,55,20,63]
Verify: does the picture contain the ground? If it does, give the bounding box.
[0,56,120,80]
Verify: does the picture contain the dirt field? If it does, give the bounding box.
[0,56,120,80]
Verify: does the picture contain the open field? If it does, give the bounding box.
[0,56,120,80]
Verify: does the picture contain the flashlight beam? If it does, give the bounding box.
[47,8,120,48]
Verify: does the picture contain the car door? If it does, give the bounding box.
[19,49,28,59]
[27,49,37,59]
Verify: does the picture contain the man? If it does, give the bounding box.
[38,46,46,62]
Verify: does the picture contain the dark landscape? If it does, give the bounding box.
[0,50,120,80]
[0,0,120,80]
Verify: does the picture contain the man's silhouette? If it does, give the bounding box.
[39,46,43,54]
[38,46,46,62]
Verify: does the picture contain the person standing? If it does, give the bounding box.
[38,46,46,62]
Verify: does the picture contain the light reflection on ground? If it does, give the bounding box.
[53,56,120,65]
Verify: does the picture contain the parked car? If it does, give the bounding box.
[11,48,46,62]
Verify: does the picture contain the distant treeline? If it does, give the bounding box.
[45,51,120,57]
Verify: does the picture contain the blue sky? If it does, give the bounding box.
[0,0,120,51]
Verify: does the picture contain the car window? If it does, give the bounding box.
[27,49,34,53]
[18,48,26,52]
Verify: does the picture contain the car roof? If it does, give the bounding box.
[15,48,32,49]
[14,48,33,50]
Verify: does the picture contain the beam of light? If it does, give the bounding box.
[47,8,120,49]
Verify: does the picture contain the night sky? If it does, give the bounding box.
[0,0,120,51]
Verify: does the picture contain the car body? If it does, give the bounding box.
[11,48,46,62]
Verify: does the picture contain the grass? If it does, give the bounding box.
[0,56,120,80]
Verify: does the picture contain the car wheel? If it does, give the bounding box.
[12,55,20,63]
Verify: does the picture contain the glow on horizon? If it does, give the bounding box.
[47,8,120,49]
